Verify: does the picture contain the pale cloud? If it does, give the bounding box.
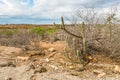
[0,0,119,24]
[0,0,24,15]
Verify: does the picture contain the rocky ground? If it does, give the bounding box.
[0,41,120,80]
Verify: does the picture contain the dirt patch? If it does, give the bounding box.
[0,46,23,58]
[0,41,120,80]
[40,41,66,53]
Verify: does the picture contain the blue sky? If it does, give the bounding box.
[0,0,119,24]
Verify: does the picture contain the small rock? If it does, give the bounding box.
[93,70,106,78]
[93,70,102,75]
[98,72,106,78]
[34,67,47,73]
[113,65,120,73]
[68,66,74,70]
[0,59,16,67]
[47,52,56,58]
[30,51,45,57]
[49,65,58,70]
[75,67,85,72]
[48,48,56,52]
[21,45,29,51]
[44,58,50,62]
[44,49,48,53]
[16,56,29,61]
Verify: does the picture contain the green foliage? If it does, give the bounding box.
[47,28,56,34]
[0,29,39,47]
[30,27,46,34]
[0,29,18,36]
[30,27,56,35]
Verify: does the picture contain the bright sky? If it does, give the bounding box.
[0,0,119,24]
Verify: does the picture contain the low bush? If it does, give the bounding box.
[30,27,46,35]
[0,27,58,48]
[46,28,56,34]
[0,29,38,47]
[30,27,56,35]
[0,29,18,36]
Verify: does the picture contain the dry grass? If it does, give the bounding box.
[0,29,39,47]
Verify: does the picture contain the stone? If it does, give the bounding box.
[93,70,106,78]
[44,58,50,62]
[113,65,120,73]
[34,67,47,73]
[16,56,29,61]
[46,52,56,58]
[48,48,56,52]
[0,59,16,67]
[68,66,74,70]
[0,46,23,57]
[49,65,58,70]
[30,50,45,57]
[98,72,106,78]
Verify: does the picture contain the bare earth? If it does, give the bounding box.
[0,41,120,80]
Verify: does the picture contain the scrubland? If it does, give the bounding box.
[0,22,120,80]
[0,7,120,80]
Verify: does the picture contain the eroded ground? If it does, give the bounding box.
[0,41,120,80]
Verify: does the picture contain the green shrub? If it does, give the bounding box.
[0,30,39,47]
[0,29,18,36]
[47,28,56,34]
[30,27,56,35]
[30,27,46,34]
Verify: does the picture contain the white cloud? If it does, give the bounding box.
[0,0,119,24]
[0,0,34,16]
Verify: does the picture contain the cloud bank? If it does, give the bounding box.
[0,0,119,24]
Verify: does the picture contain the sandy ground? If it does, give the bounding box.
[0,41,120,80]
